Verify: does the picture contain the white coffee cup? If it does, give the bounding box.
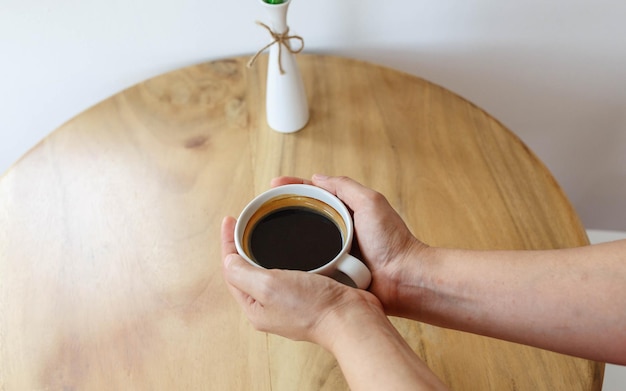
[234,184,371,289]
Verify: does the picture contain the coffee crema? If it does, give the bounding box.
[242,195,347,271]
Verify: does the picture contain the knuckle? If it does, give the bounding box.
[251,320,270,333]
[257,271,279,301]
[363,188,387,205]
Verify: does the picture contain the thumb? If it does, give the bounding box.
[223,253,272,301]
[312,175,378,211]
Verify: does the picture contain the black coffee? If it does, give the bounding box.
[248,206,343,271]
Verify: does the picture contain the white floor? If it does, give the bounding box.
[585,229,626,391]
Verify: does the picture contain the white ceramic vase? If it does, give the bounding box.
[260,0,309,133]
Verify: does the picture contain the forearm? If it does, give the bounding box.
[320,300,447,391]
[391,240,626,364]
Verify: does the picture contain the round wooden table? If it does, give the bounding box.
[0,55,603,390]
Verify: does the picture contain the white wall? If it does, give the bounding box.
[2,0,625,230]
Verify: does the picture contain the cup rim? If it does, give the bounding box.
[234,184,354,273]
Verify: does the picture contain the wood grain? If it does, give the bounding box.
[0,55,602,390]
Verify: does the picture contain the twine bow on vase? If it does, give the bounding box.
[247,21,305,75]
[248,0,309,134]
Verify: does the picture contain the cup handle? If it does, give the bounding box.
[335,254,372,289]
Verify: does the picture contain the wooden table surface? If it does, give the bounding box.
[0,54,603,390]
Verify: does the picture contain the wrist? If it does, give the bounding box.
[383,242,441,318]
[312,292,388,354]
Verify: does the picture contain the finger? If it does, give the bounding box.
[221,216,279,305]
[270,176,313,188]
[223,253,273,302]
[221,216,266,300]
[220,217,251,303]
[312,174,380,211]
[223,261,259,311]
[221,216,238,261]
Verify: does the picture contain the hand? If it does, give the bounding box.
[270,175,429,316]
[222,203,447,390]
[221,216,384,349]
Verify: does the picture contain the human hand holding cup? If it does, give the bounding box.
[234,184,372,289]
